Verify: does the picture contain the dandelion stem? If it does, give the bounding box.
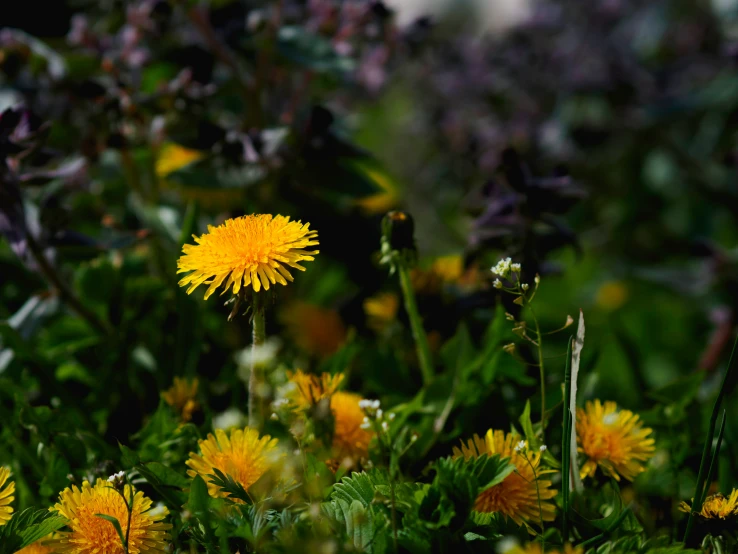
[562,336,574,543]
[249,292,267,431]
[397,263,434,386]
[684,334,738,543]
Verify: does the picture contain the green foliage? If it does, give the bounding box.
[0,509,67,554]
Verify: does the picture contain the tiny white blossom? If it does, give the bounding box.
[381,421,389,432]
[270,412,279,421]
[511,263,521,273]
[539,445,547,452]
[358,399,372,409]
[360,421,372,430]
[371,399,381,409]
[534,274,541,284]
[376,409,383,420]
[493,278,502,289]
[491,257,513,278]
[107,471,125,483]
[514,440,527,452]
[521,283,529,291]
[388,413,396,421]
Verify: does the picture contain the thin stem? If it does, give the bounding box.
[522,451,545,552]
[701,410,727,505]
[529,305,546,439]
[397,263,434,386]
[562,335,574,543]
[25,231,112,336]
[249,292,267,432]
[684,334,738,543]
[124,485,134,554]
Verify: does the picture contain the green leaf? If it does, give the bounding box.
[0,509,67,554]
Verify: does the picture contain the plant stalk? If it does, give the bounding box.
[397,263,434,386]
[249,292,267,431]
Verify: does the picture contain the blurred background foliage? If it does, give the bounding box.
[1,0,738,546]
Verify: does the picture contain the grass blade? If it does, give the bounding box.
[562,335,574,542]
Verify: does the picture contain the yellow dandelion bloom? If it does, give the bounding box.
[453,430,557,528]
[502,541,583,554]
[363,292,399,333]
[51,479,170,554]
[155,143,204,178]
[331,391,374,462]
[576,400,655,481]
[0,467,14,526]
[177,214,319,298]
[14,535,56,554]
[280,302,346,358]
[287,370,345,410]
[680,489,738,520]
[162,377,199,422]
[411,255,464,295]
[186,427,279,500]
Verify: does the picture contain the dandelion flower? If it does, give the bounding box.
[501,541,583,554]
[177,214,319,298]
[576,400,655,481]
[51,479,170,554]
[0,467,14,526]
[680,489,738,520]
[186,427,279,500]
[280,302,346,357]
[331,391,374,462]
[286,370,344,410]
[155,143,204,178]
[15,535,57,554]
[162,377,199,422]
[363,292,399,333]
[411,255,464,294]
[453,430,556,528]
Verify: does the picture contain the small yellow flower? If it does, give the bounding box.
[162,377,199,422]
[331,391,373,463]
[0,467,14,526]
[363,292,399,333]
[286,370,345,411]
[186,427,279,500]
[577,400,655,481]
[155,143,204,178]
[453,430,556,528]
[680,489,738,520]
[501,541,583,554]
[177,214,319,298]
[595,281,628,311]
[51,479,171,554]
[411,255,464,295]
[280,302,347,358]
[14,535,56,554]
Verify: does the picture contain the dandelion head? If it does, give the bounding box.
[280,302,346,358]
[177,214,319,299]
[363,292,400,333]
[286,370,345,411]
[680,489,738,520]
[186,427,279,500]
[0,467,14,526]
[331,391,374,464]
[162,377,199,422]
[452,430,556,528]
[576,400,655,482]
[15,537,56,554]
[51,479,171,554]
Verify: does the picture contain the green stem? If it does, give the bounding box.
[249,293,267,431]
[529,306,546,439]
[684,335,738,543]
[562,336,573,543]
[397,263,434,386]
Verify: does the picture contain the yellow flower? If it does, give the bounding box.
[355,166,400,214]
[286,370,345,410]
[51,480,171,554]
[501,541,583,554]
[331,391,373,463]
[14,535,56,554]
[680,489,738,520]
[280,302,346,358]
[363,292,399,333]
[155,143,204,178]
[177,214,319,298]
[576,400,655,481]
[0,467,14,526]
[453,430,557,528]
[595,281,628,311]
[186,427,279,500]
[411,255,464,295]
[162,377,199,422]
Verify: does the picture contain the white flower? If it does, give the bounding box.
[514,440,527,452]
[511,263,521,273]
[360,421,372,430]
[358,399,372,410]
[534,274,541,284]
[388,413,396,421]
[212,407,247,430]
[491,257,513,278]
[521,283,529,291]
[381,421,389,432]
[496,537,520,554]
[539,445,547,452]
[376,409,383,420]
[107,471,125,483]
[493,278,502,289]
